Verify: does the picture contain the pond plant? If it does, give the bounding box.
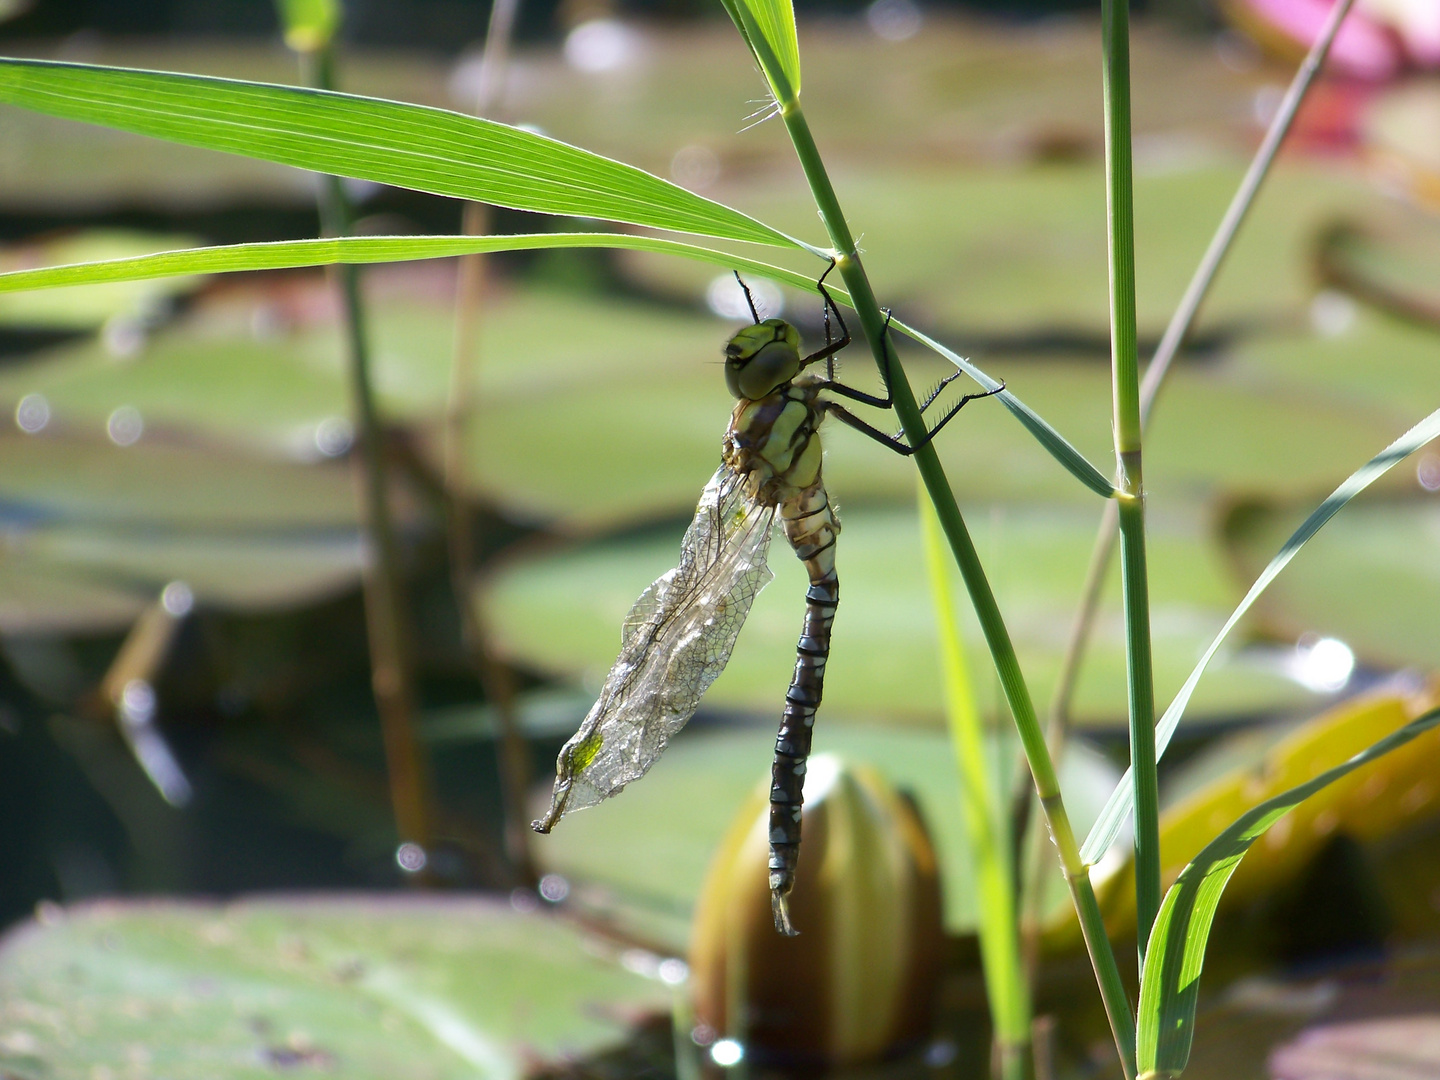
[0,0,1437,1076]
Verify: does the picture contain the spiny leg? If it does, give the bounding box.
[733,270,762,324]
[812,307,897,407]
[803,260,852,379]
[919,370,965,411]
[822,381,1005,457]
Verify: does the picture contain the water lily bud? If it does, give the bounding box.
[688,754,945,1067]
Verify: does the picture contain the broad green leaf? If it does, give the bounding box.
[278,0,342,52]
[1086,690,1440,939]
[1135,704,1440,1078]
[0,230,1112,499]
[742,0,801,97]
[0,232,803,294]
[0,59,793,247]
[1081,407,1440,865]
[0,896,672,1080]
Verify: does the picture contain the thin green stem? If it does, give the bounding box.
[444,0,537,889]
[1046,0,1356,740]
[920,492,1030,1080]
[780,98,1136,1079]
[1031,0,1357,956]
[302,45,435,862]
[1100,0,1159,961]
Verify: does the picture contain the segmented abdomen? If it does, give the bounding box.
[768,479,839,935]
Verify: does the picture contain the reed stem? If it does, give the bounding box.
[780,99,1136,1079]
[1027,0,1357,963]
[302,44,435,865]
[444,0,537,887]
[1099,0,1159,961]
[1045,0,1358,738]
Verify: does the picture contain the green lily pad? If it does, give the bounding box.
[0,430,361,529]
[0,895,672,1080]
[0,258,1408,536]
[486,501,1319,729]
[512,20,1263,182]
[1317,216,1440,327]
[0,431,376,631]
[1221,495,1440,671]
[618,160,1376,341]
[534,723,1122,944]
[1228,306,1440,430]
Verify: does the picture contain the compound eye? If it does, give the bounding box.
[737,341,800,399]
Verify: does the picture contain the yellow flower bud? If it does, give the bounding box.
[688,754,945,1067]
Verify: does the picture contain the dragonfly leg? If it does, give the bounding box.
[919,370,965,412]
[821,380,1005,456]
[733,270,762,324]
[812,306,902,405]
[803,260,852,377]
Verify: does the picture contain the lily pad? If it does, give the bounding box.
[619,160,1377,341]
[1221,495,1440,672]
[1228,304,1440,430]
[533,723,1122,944]
[1318,215,1440,327]
[486,501,1319,728]
[0,895,672,1080]
[0,431,376,631]
[509,20,1265,181]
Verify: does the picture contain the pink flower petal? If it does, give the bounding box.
[1236,0,1402,79]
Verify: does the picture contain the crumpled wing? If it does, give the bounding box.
[533,466,774,832]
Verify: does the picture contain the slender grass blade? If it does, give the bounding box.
[0,230,1112,504]
[1082,407,1440,865]
[1135,704,1440,1077]
[0,59,793,247]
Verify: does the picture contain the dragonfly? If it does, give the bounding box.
[532,264,1000,934]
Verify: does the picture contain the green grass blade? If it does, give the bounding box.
[0,233,803,292]
[0,58,794,247]
[0,229,1111,505]
[920,486,1031,1079]
[1136,704,1440,1078]
[893,319,1116,499]
[1081,407,1440,865]
[743,0,800,97]
[718,0,798,106]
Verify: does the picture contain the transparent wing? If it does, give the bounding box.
[534,466,775,831]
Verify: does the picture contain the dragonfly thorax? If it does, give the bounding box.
[724,382,825,509]
[724,318,802,400]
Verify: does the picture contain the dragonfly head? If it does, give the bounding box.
[724,318,801,400]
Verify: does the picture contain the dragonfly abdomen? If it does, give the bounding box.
[769,479,840,935]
